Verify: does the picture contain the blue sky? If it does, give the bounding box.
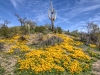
[0,0,100,31]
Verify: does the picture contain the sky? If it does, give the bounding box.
[0,0,100,31]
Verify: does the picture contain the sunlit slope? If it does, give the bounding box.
[1,34,91,75]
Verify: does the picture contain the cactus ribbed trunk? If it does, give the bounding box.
[51,19,54,31]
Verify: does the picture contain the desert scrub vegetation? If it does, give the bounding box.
[0,64,5,75]
[0,33,92,75]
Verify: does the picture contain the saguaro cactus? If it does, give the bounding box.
[48,1,57,31]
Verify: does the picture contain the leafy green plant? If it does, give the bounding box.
[34,26,46,33]
[53,26,62,34]
[0,25,10,38]
[0,65,5,75]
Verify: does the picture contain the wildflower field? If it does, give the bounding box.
[0,34,100,75]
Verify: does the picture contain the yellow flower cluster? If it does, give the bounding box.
[18,47,68,73]
[69,60,82,74]
[89,44,96,48]
[7,44,30,53]
[7,49,14,53]
[70,50,90,61]
[74,41,83,46]
[0,39,5,42]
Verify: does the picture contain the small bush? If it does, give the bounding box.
[69,30,80,37]
[0,65,5,75]
[41,36,63,47]
[18,36,27,42]
[53,27,62,34]
[57,27,62,34]
[34,26,45,33]
[0,42,4,51]
[0,25,10,38]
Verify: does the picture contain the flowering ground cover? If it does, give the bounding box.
[0,34,100,75]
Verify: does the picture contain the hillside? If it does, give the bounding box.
[0,33,100,75]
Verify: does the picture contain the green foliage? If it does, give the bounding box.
[34,26,46,33]
[0,42,4,51]
[80,22,100,46]
[24,20,36,34]
[0,65,5,75]
[69,30,80,37]
[18,36,27,42]
[0,25,10,38]
[31,35,63,48]
[42,36,63,47]
[54,26,62,34]
[19,26,30,35]
[9,26,20,34]
[64,30,70,34]
[57,27,62,34]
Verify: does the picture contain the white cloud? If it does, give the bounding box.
[10,0,24,9]
[56,0,100,20]
[69,21,86,31]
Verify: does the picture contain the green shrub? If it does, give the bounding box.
[0,25,10,38]
[41,36,63,47]
[69,30,80,37]
[0,42,4,51]
[34,26,45,33]
[18,36,27,42]
[0,65,5,75]
[57,27,62,34]
[53,26,62,34]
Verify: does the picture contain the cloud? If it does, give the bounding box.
[68,5,100,19]
[57,0,100,19]
[10,0,24,9]
[23,0,50,24]
[55,15,72,25]
[69,21,86,30]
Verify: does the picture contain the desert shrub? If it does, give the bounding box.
[0,65,5,75]
[53,26,62,34]
[41,36,63,47]
[69,30,80,37]
[36,33,43,41]
[34,26,45,33]
[18,36,27,42]
[80,22,100,46]
[9,26,20,34]
[31,35,63,48]
[0,25,10,38]
[19,26,27,34]
[0,42,4,51]
[57,27,62,34]
[42,25,51,34]
[64,30,70,34]
[31,33,44,46]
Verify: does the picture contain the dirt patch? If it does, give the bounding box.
[92,60,100,75]
[0,52,17,75]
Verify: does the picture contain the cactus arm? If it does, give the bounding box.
[50,2,53,13]
[54,12,56,20]
[48,9,51,20]
[27,24,30,34]
[53,10,57,20]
